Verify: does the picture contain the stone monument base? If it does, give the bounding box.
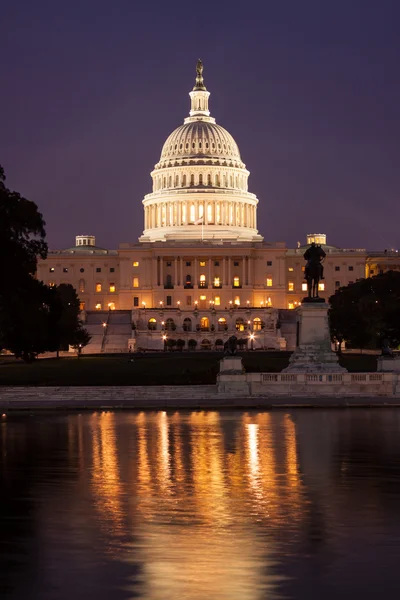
[217,356,250,395]
[284,302,346,373]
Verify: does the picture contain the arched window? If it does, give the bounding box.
[183,317,192,332]
[253,317,262,331]
[216,174,220,187]
[185,274,192,288]
[148,318,157,331]
[168,176,172,187]
[235,318,245,332]
[201,339,211,349]
[182,174,187,186]
[200,317,209,330]
[199,274,206,288]
[175,175,179,187]
[207,174,211,186]
[218,317,227,332]
[165,318,175,331]
[199,174,203,185]
[233,276,241,288]
[190,174,194,186]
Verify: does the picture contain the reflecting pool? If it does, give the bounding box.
[1,409,400,599]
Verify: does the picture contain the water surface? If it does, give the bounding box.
[1,409,400,599]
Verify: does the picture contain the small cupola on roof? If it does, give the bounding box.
[76,235,96,247]
[140,61,263,244]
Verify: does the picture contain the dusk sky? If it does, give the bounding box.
[1,0,399,250]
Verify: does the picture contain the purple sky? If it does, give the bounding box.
[1,0,399,251]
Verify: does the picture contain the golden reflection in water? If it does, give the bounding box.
[246,422,265,508]
[155,411,171,494]
[189,411,230,526]
[90,412,123,532]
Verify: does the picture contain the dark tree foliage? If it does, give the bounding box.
[0,165,47,281]
[1,278,62,362]
[71,328,92,357]
[329,271,400,351]
[54,284,81,352]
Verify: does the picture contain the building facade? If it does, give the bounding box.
[36,63,390,352]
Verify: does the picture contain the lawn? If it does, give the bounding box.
[0,351,377,387]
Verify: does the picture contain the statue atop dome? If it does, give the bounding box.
[193,59,207,91]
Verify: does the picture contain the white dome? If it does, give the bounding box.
[158,122,243,168]
[140,61,262,244]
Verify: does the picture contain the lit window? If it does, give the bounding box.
[108,302,115,310]
[301,266,305,272]
[95,303,102,310]
[200,274,206,287]
[233,276,240,287]
[302,283,307,291]
[63,268,68,273]
[96,283,102,292]
[133,261,139,267]
[109,283,116,293]
[49,267,55,272]
[133,277,139,288]
[200,261,206,267]
[49,282,55,287]
[79,302,85,311]
[266,297,272,306]
[288,282,294,291]
[288,267,294,272]
[288,302,294,309]
[200,295,206,300]
[234,296,240,305]
[318,283,325,291]
[253,317,262,331]
[213,277,220,287]
[266,278,273,287]
[148,318,157,330]
[214,296,220,305]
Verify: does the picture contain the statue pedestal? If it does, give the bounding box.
[284,302,346,373]
[217,357,250,395]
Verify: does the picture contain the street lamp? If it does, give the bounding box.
[249,333,255,351]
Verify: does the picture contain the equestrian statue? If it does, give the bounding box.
[303,242,326,301]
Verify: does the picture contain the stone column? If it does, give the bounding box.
[174,258,178,287]
[228,257,231,287]
[178,201,182,226]
[194,258,198,287]
[179,257,183,286]
[222,257,226,286]
[242,257,246,286]
[154,257,159,287]
[160,258,163,287]
[208,257,212,286]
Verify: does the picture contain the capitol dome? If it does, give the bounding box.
[140,61,262,244]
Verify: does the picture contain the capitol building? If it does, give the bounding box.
[37,62,397,352]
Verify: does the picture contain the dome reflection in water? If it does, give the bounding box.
[1,410,400,599]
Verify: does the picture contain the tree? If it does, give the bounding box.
[71,327,91,357]
[0,165,47,283]
[0,278,61,362]
[188,339,197,351]
[329,272,400,351]
[0,165,50,359]
[53,284,81,356]
[176,339,185,351]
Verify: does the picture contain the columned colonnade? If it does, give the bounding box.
[152,255,254,287]
[144,200,257,230]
